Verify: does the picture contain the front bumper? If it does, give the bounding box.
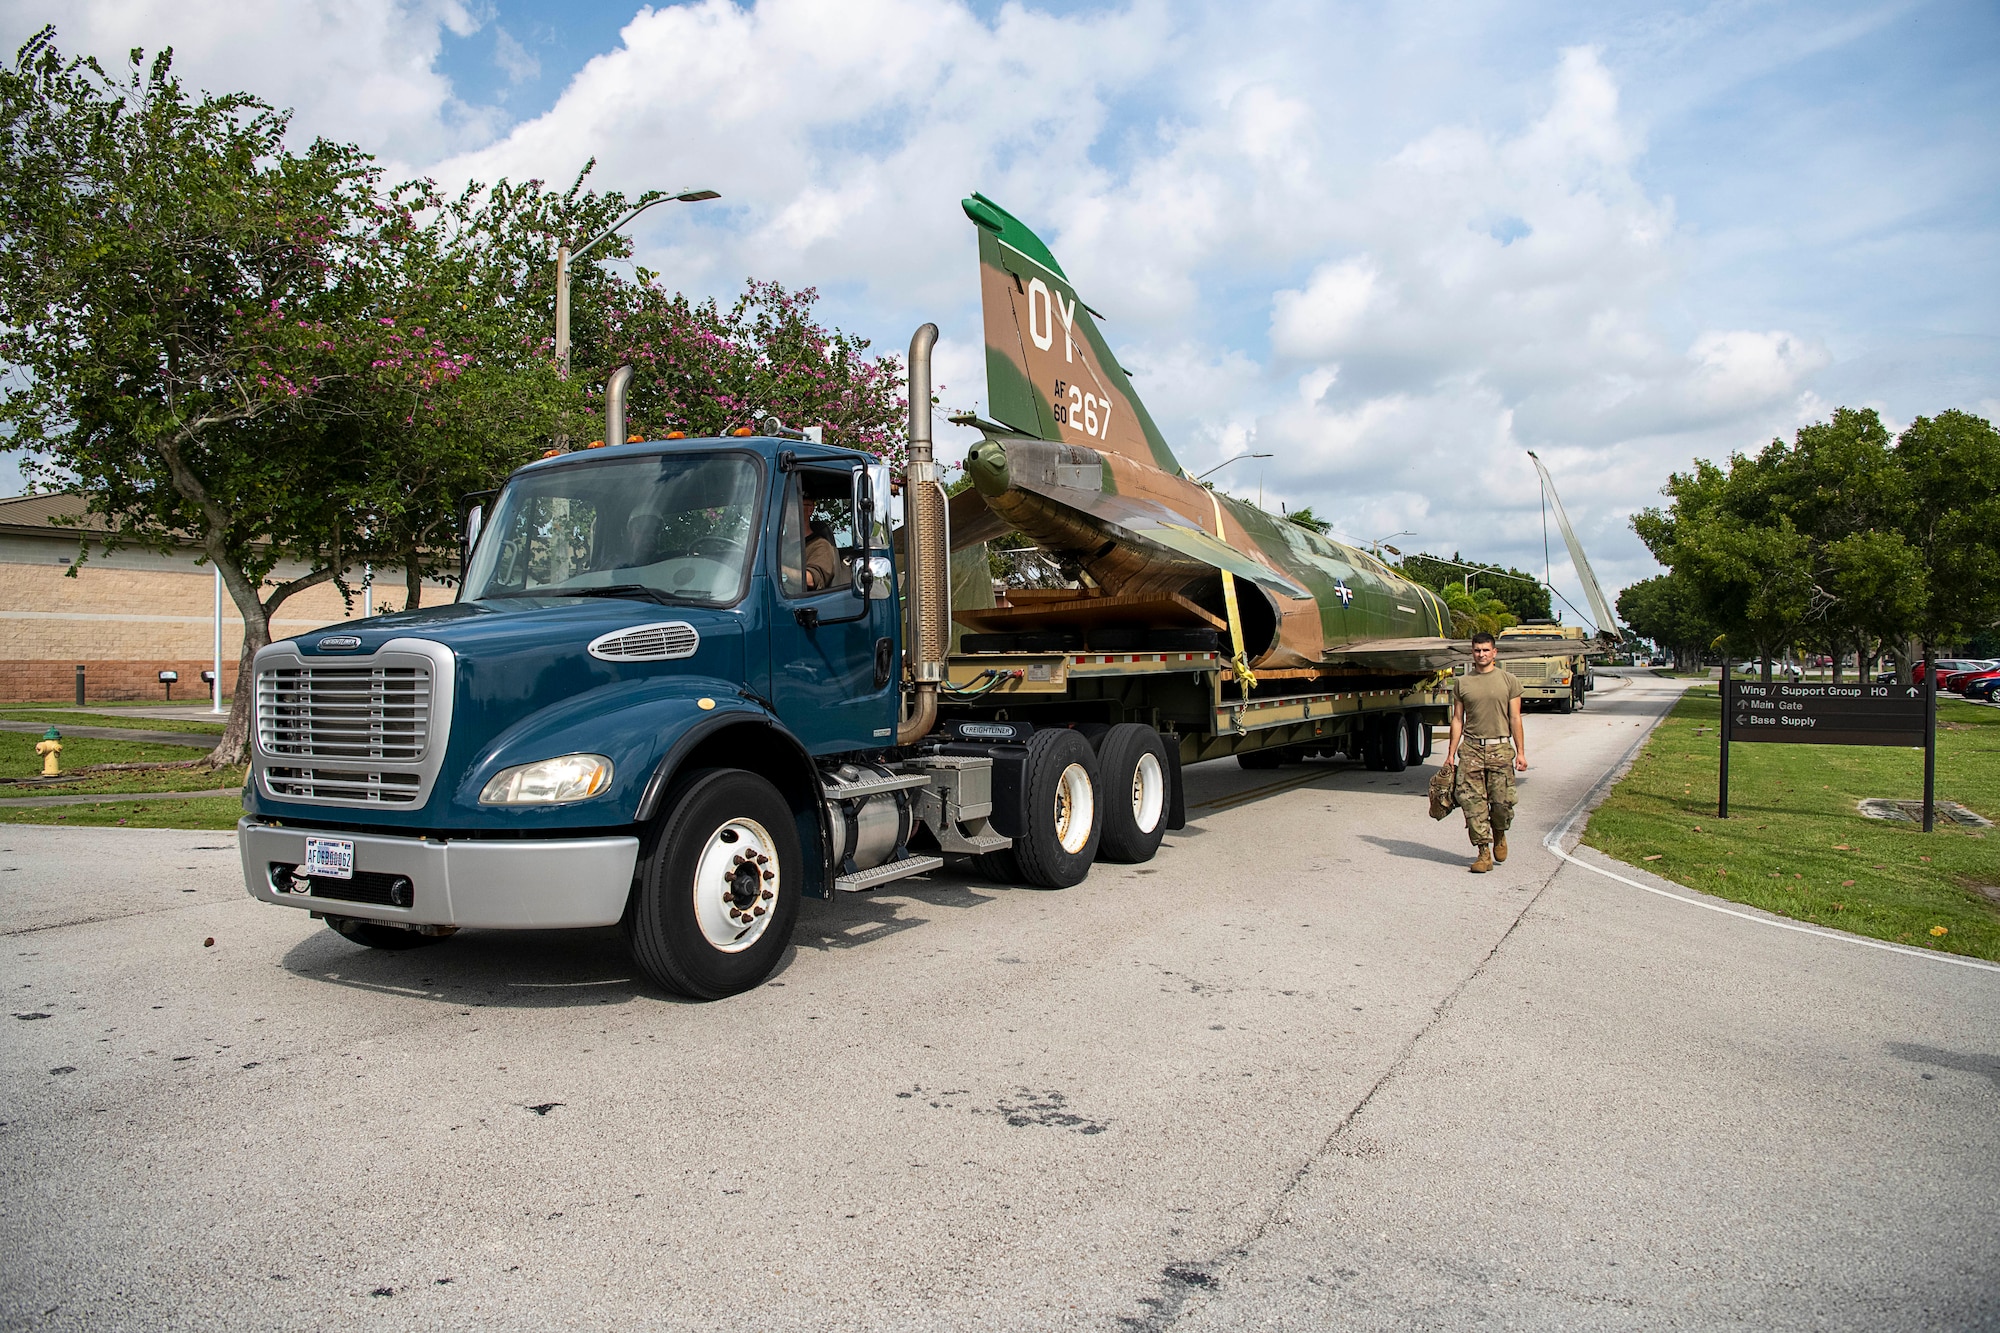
[238,819,640,929]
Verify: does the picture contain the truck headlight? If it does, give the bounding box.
[480,754,613,805]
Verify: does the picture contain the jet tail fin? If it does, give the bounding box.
[963,193,1184,476]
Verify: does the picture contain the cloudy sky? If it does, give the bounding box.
[6,0,1996,625]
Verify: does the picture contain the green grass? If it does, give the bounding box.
[1,734,219,781]
[1583,689,2000,961]
[0,707,227,734]
[2,765,246,797]
[0,795,244,830]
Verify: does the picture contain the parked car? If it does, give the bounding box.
[1967,675,2000,702]
[1940,660,1999,691]
[1956,668,2000,697]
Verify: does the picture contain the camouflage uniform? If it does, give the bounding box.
[1455,740,1516,847]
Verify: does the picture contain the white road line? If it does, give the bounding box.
[1541,678,2000,978]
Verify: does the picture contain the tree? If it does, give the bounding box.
[589,278,907,463]
[1822,530,1926,680]
[1284,504,1331,535]
[1616,572,1713,671]
[0,31,406,763]
[1894,410,2000,662]
[1400,552,1552,623]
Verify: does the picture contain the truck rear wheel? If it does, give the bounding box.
[1009,727,1103,888]
[626,768,801,1000]
[1097,724,1170,864]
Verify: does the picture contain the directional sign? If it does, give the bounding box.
[1719,667,1938,830]
[1724,678,1928,747]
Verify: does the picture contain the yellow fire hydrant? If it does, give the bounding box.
[35,727,61,777]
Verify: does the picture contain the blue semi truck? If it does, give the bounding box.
[239,327,1448,997]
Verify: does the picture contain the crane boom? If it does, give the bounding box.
[1526,451,1622,638]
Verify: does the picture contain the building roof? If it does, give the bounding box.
[0,492,192,545]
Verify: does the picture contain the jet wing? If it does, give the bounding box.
[999,467,1310,599]
[947,486,1014,550]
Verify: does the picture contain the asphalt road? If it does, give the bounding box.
[3,672,1995,1331]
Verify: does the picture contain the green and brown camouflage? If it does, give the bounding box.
[950,193,1467,678]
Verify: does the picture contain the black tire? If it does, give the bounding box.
[1414,716,1435,760]
[1097,724,1170,864]
[1404,712,1428,768]
[1381,712,1408,772]
[626,768,802,999]
[1557,692,1574,714]
[974,847,1021,883]
[1009,728,1103,888]
[1360,718,1387,771]
[1238,746,1284,770]
[325,916,449,951]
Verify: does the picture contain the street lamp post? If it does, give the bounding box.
[554,188,719,378]
[1370,529,1413,558]
[1193,452,1271,481]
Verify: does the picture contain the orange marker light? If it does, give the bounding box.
[665,431,688,439]
[627,433,644,443]
[586,440,606,449]
[732,427,754,437]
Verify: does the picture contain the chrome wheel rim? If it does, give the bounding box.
[1053,761,1095,855]
[691,816,779,952]
[1130,752,1164,833]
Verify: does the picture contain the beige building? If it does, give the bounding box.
[0,493,453,703]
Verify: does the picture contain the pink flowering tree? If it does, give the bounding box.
[588,278,910,468]
[0,32,417,762]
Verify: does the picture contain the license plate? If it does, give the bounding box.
[303,837,354,881]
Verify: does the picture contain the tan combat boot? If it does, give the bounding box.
[1493,834,1508,863]
[1470,846,1494,873]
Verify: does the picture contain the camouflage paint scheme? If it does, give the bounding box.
[951,193,1461,675]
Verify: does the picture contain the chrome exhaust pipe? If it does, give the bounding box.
[604,364,634,447]
[899,324,945,743]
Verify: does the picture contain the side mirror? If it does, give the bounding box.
[852,555,893,600]
[466,503,485,553]
[858,463,893,550]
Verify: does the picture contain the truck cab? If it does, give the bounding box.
[1496,621,1593,713]
[237,431,935,992]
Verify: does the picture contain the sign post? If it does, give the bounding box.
[1720,670,1936,830]
[1719,658,1731,819]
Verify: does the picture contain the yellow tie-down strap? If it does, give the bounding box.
[1206,489,1257,690]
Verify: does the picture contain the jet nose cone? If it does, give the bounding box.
[965,439,1012,497]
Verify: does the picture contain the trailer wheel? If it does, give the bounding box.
[1010,727,1103,888]
[1380,712,1409,772]
[1405,712,1430,767]
[1097,724,1170,864]
[325,917,451,951]
[1359,718,1385,770]
[626,768,801,999]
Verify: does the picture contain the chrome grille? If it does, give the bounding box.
[258,665,431,761]
[264,767,424,804]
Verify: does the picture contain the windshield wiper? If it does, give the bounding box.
[481,584,685,606]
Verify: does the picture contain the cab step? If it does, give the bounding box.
[834,854,944,893]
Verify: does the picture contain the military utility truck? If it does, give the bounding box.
[1496,621,1594,713]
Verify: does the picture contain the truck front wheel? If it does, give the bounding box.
[627,768,802,1000]
[1097,724,1170,864]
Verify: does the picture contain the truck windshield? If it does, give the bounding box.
[461,452,763,606]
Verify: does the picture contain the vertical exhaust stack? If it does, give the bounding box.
[899,324,946,744]
[604,365,634,448]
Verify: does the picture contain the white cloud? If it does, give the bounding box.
[8,2,1980,625]
[3,0,495,168]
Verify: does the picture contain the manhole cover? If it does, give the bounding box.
[1857,798,1992,828]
